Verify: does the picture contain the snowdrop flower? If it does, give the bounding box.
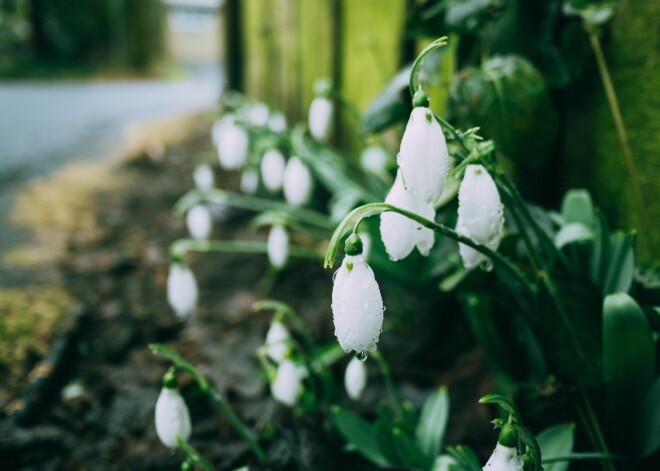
[265,320,290,362]
[214,118,249,170]
[283,156,313,206]
[380,170,436,261]
[397,103,449,204]
[186,205,212,241]
[456,165,504,270]
[155,377,192,448]
[261,148,286,192]
[483,424,522,471]
[270,359,303,407]
[268,111,287,133]
[267,225,289,270]
[308,92,334,143]
[344,356,367,400]
[248,101,269,127]
[193,163,215,191]
[332,235,384,354]
[241,168,259,194]
[167,263,198,320]
[360,144,389,176]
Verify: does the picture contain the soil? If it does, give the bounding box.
[0,114,494,470]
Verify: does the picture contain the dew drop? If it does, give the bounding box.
[355,351,368,362]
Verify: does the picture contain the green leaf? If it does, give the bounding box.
[561,189,595,226]
[445,0,498,33]
[392,427,432,469]
[331,406,390,467]
[603,293,655,392]
[415,386,450,461]
[554,222,593,249]
[602,231,635,295]
[536,423,575,471]
[361,66,412,135]
[589,210,610,290]
[635,376,660,458]
[478,393,523,425]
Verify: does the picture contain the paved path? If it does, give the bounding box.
[0,64,221,257]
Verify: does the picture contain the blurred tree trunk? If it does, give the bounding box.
[29,0,49,58]
[124,0,164,71]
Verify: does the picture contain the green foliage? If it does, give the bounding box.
[536,423,575,471]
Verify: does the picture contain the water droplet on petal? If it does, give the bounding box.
[356,351,368,362]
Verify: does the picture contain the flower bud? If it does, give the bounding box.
[265,320,290,362]
[214,118,249,170]
[167,263,198,320]
[380,171,435,261]
[268,111,287,133]
[248,102,269,127]
[308,96,333,142]
[261,148,286,192]
[344,356,367,400]
[283,156,313,207]
[240,168,259,194]
[193,164,214,191]
[155,386,192,448]
[270,359,303,407]
[397,106,449,204]
[332,255,384,353]
[456,165,504,270]
[267,225,289,270]
[186,205,212,241]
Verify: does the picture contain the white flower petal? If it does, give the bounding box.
[283,156,313,206]
[483,443,523,471]
[308,97,333,142]
[240,168,259,194]
[167,263,198,319]
[267,225,289,270]
[332,255,384,353]
[248,102,269,127]
[458,165,504,245]
[271,359,303,407]
[344,356,368,400]
[215,118,249,170]
[265,320,290,362]
[186,205,212,241]
[360,145,389,175]
[268,112,287,133]
[261,149,286,192]
[193,164,215,191]
[155,387,192,448]
[397,107,449,204]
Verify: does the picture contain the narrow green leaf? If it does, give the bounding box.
[415,386,450,461]
[331,406,390,467]
[536,423,575,471]
[392,427,432,470]
[479,393,523,426]
[602,231,635,295]
[635,376,660,458]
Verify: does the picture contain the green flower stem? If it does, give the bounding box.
[542,452,624,465]
[175,435,215,471]
[501,192,541,273]
[150,344,267,463]
[587,26,647,224]
[432,112,471,155]
[169,238,323,263]
[371,350,404,418]
[577,386,616,471]
[409,37,449,99]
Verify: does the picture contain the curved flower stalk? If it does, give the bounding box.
[380,171,436,261]
[267,225,289,270]
[261,148,286,192]
[308,87,334,143]
[268,111,287,133]
[332,235,384,354]
[397,102,450,205]
[270,359,304,407]
[167,263,198,320]
[155,372,192,449]
[240,168,259,194]
[344,356,367,400]
[283,156,314,207]
[186,205,212,241]
[456,165,504,270]
[248,101,269,127]
[213,117,249,170]
[193,164,214,191]
[265,319,291,362]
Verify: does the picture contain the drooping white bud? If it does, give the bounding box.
[482,443,523,471]
[248,101,269,127]
[155,387,192,448]
[380,171,436,261]
[360,144,389,176]
[270,359,303,407]
[308,96,333,142]
[261,149,286,192]
[193,164,215,191]
[186,205,212,241]
[267,225,289,270]
[332,255,384,353]
[344,356,368,400]
[456,165,504,270]
[283,156,313,206]
[167,263,198,319]
[268,111,287,133]
[397,107,449,204]
[214,118,249,170]
[240,168,259,194]
[265,320,290,362]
